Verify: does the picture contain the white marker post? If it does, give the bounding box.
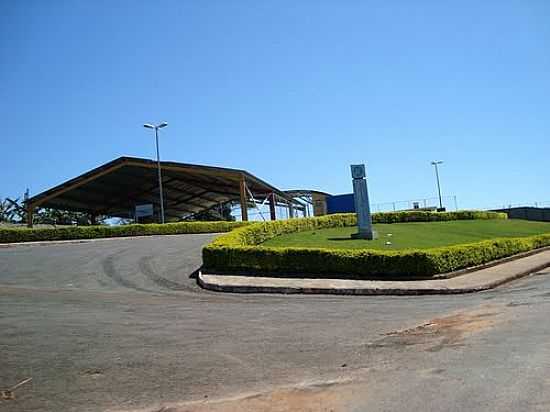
[350,164,376,240]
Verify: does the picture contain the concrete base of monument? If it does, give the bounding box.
[351,230,377,240]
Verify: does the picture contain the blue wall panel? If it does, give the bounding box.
[326,193,355,214]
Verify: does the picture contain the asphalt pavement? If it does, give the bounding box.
[1,234,550,412]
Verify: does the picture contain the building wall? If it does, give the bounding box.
[492,207,550,222]
[312,193,328,216]
[326,193,355,214]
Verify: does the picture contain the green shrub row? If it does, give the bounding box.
[204,234,550,278]
[201,210,550,279]
[371,210,507,223]
[206,213,358,249]
[0,221,249,244]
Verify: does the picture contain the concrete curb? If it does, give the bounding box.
[198,250,550,296]
[0,232,221,248]
[0,238,104,248]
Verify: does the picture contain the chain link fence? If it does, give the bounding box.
[370,195,459,212]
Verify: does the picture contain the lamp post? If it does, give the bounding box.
[144,122,168,223]
[431,160,444,210]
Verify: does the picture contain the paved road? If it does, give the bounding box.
[1,235,550,412]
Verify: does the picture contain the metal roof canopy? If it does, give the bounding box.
[25,156,298,224]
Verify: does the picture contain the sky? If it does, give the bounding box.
[1,0,549,211]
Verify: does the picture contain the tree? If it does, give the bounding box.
[1,189,110,226]
[33,208,107,226]
[0,198,18,223]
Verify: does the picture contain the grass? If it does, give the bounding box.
[261,219,550,250]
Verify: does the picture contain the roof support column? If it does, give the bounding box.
[239,175,248,221]
[26,204,35,228]
[269,193,276,221]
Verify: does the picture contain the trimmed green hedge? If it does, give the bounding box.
[202,211,550,278]
[0,221,249,244]
[204,234,550,278]
[371,210,507,223]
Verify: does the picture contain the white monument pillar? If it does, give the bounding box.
[350,164,376,240]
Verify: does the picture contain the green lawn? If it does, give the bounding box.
[261,219,550,250]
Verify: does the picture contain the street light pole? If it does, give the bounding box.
[431,160,444,210]
[144,122,168,224]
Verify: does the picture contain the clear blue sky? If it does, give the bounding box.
[2,1,549,210]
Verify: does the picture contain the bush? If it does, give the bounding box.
[204,234,550,278]
[0,221,249,244]
[372,210,507,223]
[201,210,550,279]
